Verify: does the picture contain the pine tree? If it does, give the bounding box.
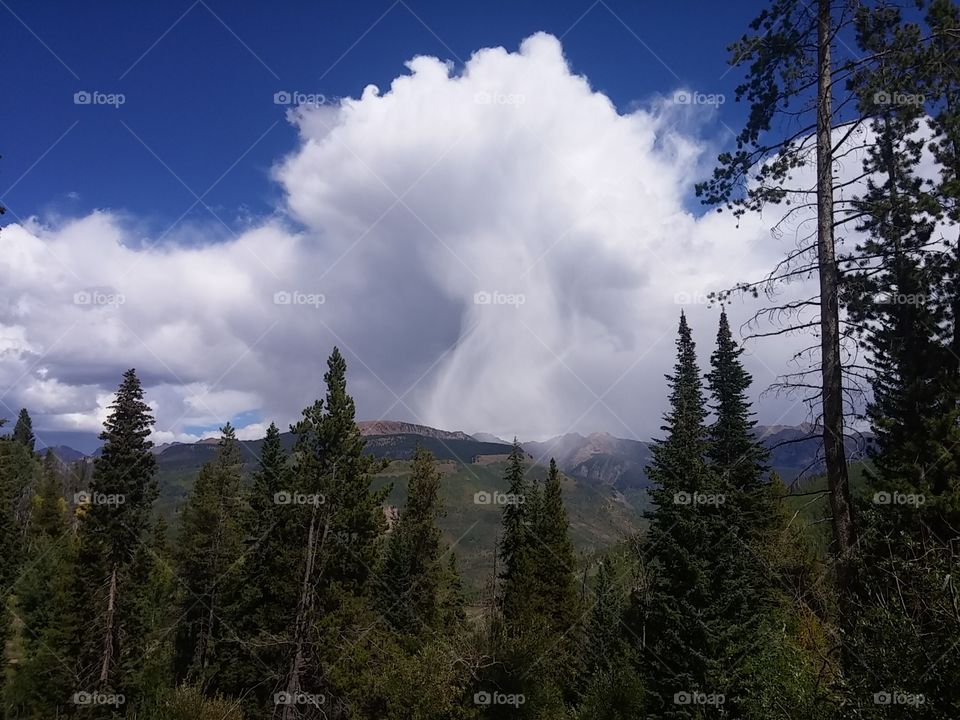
[640,312,722,718]
[217,421,299,710]
[173,423,244,685]
[498,440,537,627]
[280,347,389,716]
[73,368,158,700]
[12,407,35,452]
[5,450,74,717]
[378,445,448,633]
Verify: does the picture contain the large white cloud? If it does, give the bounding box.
[0,32,815,446]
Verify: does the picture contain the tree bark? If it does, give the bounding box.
[816,0,857,565]
[98,564,118,685]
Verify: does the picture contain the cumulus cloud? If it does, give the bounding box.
[0,32,818,446]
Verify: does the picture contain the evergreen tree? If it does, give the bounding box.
[279,347,389,716]
[217,421,299,711]
[377,445,448,633]
[173,423,244,685]
[72,368,158,701]
[639,312,721,718]
[12,407,35,452]
[497,440,537,627]
[4,450,74,718]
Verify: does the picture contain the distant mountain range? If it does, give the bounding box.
[48,419,871,491]
[43,419,870,595]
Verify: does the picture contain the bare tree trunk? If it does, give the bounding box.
[98,564,118,685]
[816,0,856,568]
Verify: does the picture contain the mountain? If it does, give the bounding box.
[41,445,88,464]
[523,432,651,491]
[358,420,473,440]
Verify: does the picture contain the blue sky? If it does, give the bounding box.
[3,0,752,231]
[2,1,823,453]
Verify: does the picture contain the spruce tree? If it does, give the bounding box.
[280,347,389,715]
[217,421,299,710]
[12,407,35,452]
[498,440,537,627]
[5,450,74,717]
[640,312,721,718]
[378,445,447,633]
[173,423,244,684]
[73,368,157,699]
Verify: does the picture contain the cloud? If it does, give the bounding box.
[0,32,816,445]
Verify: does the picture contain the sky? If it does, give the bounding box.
[1,0,827,452]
